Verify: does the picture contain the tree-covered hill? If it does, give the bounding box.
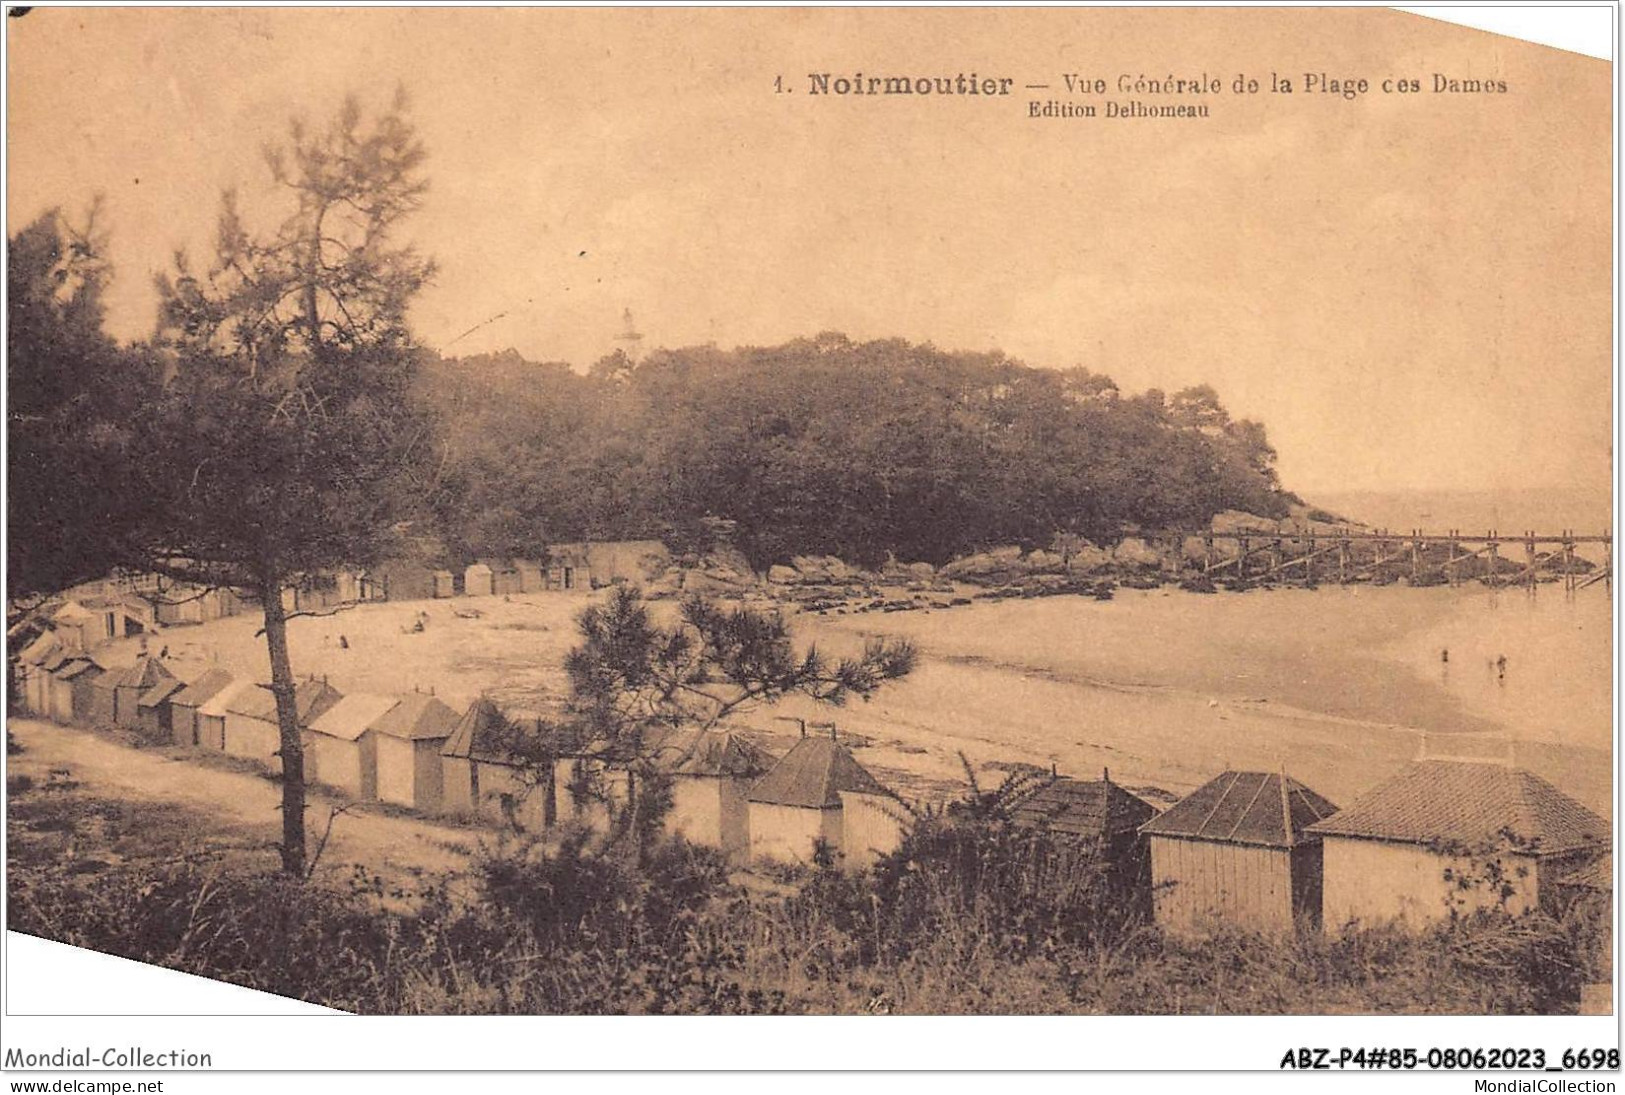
[421,333,1297,569]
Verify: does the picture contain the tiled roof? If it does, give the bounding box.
[53,658,102,681]
[1305,761,1608,856]
[747,736,889,809]
[1009,776,1158,839]
[1140,771,1337,849]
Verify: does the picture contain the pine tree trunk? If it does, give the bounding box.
[260,574,307,876]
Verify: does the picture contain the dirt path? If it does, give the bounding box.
[6,719,484,886]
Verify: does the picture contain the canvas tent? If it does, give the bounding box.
[1141,770,1337,935]
[1305,760,1609,930]
[747,734,892,866]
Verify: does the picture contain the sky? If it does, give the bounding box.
[6,7,1613,498]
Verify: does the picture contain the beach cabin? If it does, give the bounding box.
[49,658,98,724]
[489,560,522,596]
[585,541,672,587]
[747,734,892,866]
[49,601,107,652]
[648,729,771,862]
[1306,760,1609,931]
[514,559,546,593]
[1141,771,1338,936]
[464,562,494,598]
[1010,772,1160,905]
[224,677,343,770]
[59,658,105,723]
[168,668,235,747]
[372,693,459,810]
[545,545,591,591]
[136,677,186,741]
[374,560,438,602]
[441,697,549,829]
[112,656,179,729]
[15,631,60,714]
[432,569,456,598]
[197,678,255,752]
[307,692,400,798]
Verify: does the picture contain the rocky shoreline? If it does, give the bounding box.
[633,504,1595,619]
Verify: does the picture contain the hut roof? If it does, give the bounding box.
[372,693,460,741]
[199,678,256,719]
[440,697,511,762]
[138,678,187,709]
[110,656,179,692]
[650,728,772,778]
[309,693,401,742]
[53,658,103,682]
[1559,853,1612,892]
[747,736,889,808]
[1140,771,1337,849]
[171,668,235,709]
[1304,761,1608,856]
[39,649,71,673]
[228,677,343,724]
[17,631,59,665]
[1009,775,1158,839]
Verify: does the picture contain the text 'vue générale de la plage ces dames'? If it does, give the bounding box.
[783,70,1511,120]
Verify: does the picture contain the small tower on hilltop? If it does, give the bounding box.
[614,307,645,364]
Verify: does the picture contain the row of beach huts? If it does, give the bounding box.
[11,632,906,870]
[11,627,1611,938]
[36,541,673,645]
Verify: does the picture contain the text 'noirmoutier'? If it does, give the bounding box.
[800,71,1509,114]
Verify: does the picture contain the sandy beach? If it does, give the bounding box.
[93,577,1612,821]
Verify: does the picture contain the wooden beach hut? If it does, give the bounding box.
[371,692,459,810]
[747,734,891,866]
[514,559,546,593]
[375,560,437,602]
[649,728,772,862]
[1140,770,1337,936]
[441,697,547,829]
[167,668,234,747]
[62,658,108,724]
[112,656,179,729]
[464,562,494,597]
[1306,760,1609,931]
[48,657,98,724]
[197,678,254,752]
[136,677,186,741]
[224,677,343,769]
[16,631,60,714]
[307,692,400,798]
[1010,771,1160,903]
[489,560,523,596]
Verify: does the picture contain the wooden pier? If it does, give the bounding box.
[1146,528,1611,592]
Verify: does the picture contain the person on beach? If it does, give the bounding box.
[1496,654,1507,682]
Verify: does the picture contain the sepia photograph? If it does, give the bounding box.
[1,2,1617,1080]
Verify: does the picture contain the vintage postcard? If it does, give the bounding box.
[2,3,1616,1082]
